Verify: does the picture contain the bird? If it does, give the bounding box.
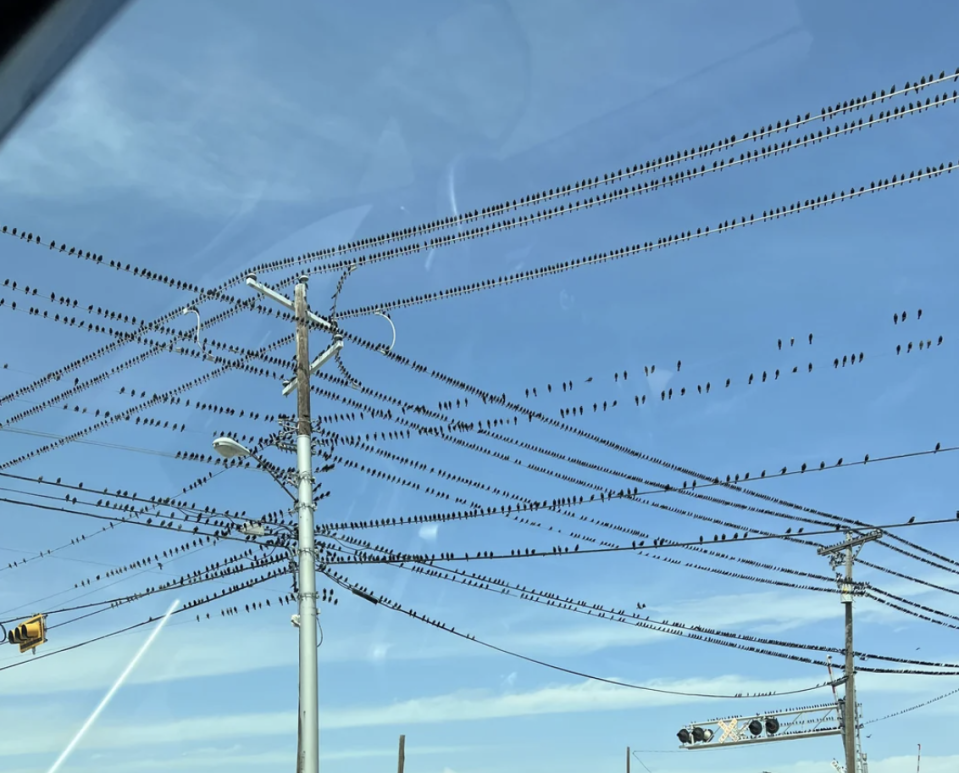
[908,516,916,524]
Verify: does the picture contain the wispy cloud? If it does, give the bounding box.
[0,670,935,758]
[2,745,476,773]
[2,583,933,698]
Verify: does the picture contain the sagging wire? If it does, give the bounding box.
[4,65,955,413]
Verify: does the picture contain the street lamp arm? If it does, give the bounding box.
[246,451,298,502]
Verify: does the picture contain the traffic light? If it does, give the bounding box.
[765,717,780,735]
[6,613,45,653]
[677,726,713,745]
[692,727,714,743]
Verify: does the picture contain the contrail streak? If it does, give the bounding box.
[47,599,180,773]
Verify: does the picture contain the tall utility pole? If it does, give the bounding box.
[295,279,319,773]
[842,539,857,773]
[818,529,882,773]
[243,273,343,773]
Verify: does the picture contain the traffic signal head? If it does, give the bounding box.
[748,719,763,736]
[677,728,691,744]
[7,614,45,653]
[765,717,780,735]
[691,726,714,743]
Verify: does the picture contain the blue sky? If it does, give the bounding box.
[1,0,958,771]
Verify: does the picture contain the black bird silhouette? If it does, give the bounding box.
[778,339,782,350]
[809,333,813,344]
[725,378,730,388]
[908,516,916,524]
[894,312,899,324]
[676,360,682,372]
[918,308,922,320]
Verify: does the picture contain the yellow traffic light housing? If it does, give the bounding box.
[7,613,46,653]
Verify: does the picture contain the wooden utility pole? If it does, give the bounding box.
[842,537,857,773]
[819,529,881,773]
[295,281,312,436]
[397,734,406,773]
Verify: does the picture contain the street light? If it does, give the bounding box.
[213,436,251,460]
[214,436,297,499]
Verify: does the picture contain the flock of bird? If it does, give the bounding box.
[1,63,956,685]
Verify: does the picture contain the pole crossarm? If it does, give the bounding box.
[817,530,883,556]
[245,275,336,332]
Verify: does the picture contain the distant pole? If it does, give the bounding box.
[916,743,921,773]
[626,746,630,773]
[398,734,406,773]
[843,535,857,773]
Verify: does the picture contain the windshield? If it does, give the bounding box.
[1,2,957,772]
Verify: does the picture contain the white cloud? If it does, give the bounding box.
[369,642,393,662]
[0,671,931,757]
[2,582,943,698]
[419,523,440,541]
[0,674,798,756]
[1,745,475,773]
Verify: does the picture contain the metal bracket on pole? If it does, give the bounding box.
[282,337,344,397]
[245,275,336,332]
